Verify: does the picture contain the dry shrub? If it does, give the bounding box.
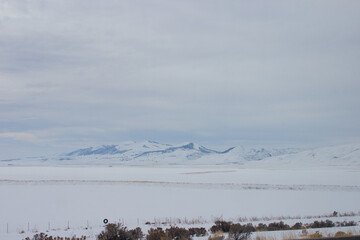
[98,223,142,240]
[267,221,290,231]
[214,231,224,236]
[208,235,224,240]
[291,222,303,230]
[228,224,252,240]
[334,231,352,237]
[210,221,232,233]
[305,220,334,229]
[188,227,207,237]
[147,228,169,240]
[307,231,322,238]
[24,234,86,240]
[165,227,191,240]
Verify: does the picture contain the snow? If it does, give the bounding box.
[0,141,300,167]
[2,142,360,170]
[244,144,360,170]
[1,142,360,239]
[1,166,360,240]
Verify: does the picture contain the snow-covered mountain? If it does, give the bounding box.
[0,140,292,166]
[1,141,359,169]
[245,143,360,170]
[63,141,242,166]
[65,141,233,158]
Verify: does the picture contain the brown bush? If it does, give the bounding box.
[267,221,290,231]
[188,227,207,237]
[165,227,191,240]
[307,231,322,238]
[228,224,252,240]
[291,222,303,230]
[335,231,352,237]
[98,223,141,240]
[305,220,334,229]
[208,235,224,240]
[210,221,232,233]
[24,233,86,240]
[147,228,169,240]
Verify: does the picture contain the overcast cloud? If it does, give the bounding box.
[1,0,360,158]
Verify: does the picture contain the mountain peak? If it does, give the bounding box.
[178,142,197,149]
[62,141,235,159]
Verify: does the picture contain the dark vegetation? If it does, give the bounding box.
[96,225,206,240]
[188,227,207,237]
[146,227,207,240]
[228,224,253,240]
[22,219,357,240]
[98,223,143,240]
[209,220,356,233]
[23,233,86,240]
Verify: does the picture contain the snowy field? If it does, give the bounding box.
[1,166,360,239]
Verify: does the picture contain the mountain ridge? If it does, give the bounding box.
[65,142,235,157]
[1,141,359,169]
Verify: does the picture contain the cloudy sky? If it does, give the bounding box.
[1,0,360,158]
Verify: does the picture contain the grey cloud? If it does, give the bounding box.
[0,0,360,158]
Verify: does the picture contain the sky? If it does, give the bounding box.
[1,0,360,158]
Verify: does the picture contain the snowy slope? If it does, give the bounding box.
[246,143,360,170]
[62,141,236,165]
[1,141,359,169]
[0,140,295,166]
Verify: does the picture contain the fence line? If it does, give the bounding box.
[3,220,106,234]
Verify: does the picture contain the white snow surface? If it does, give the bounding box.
[1,142,360,239]
[1,166,360,240]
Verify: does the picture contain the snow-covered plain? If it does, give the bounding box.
[1,142,360,239]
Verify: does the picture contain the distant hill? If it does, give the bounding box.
[1,141,359,169]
